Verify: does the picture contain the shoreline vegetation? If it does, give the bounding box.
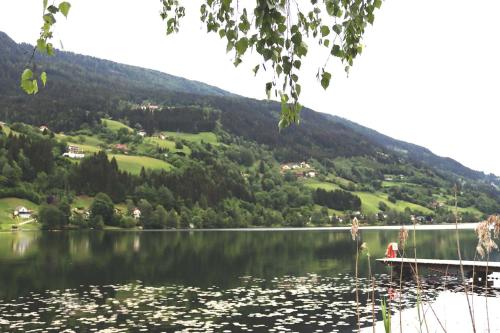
[1,222,482,233]
[0,117,496,232]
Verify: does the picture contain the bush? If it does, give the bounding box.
[120,216,137,229]
[39,204,68,230]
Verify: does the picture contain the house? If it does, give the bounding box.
[39,125,49,132]
[306,171,316,178]
[300,162,311,168]
[291,164,300,170]
[115,144,128,152]
[63,152,85,159]
[137,130,147,137]
[14,206,32,219]
[280,164,291,171]
[140,104,160,111]
[68,145,82,154]
[132,208,141,220]
[159,134,166,140]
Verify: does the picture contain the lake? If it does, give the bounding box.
[0,228,499,332]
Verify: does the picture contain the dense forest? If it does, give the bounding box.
[0,31,499,230]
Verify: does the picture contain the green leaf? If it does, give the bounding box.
[320,25,330,37]
[265,82,273,99]
[37,39,47,53]
[374,0,382,9]
[21,69,33,81]
[46,43,55,56]
[32,79,39,94]
[43,0,48,11]
[59,2,71,18]
[321,71,331,90]
[41,72,47,87]
[47,5,59,14]
[21,79,34,94]
[235,37,249,55]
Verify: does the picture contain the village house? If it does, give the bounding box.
[14,206,32,219]
[132,208,141,220]
[137,130,147,137]
[39,125,49,132]
[68,145,82,154]
[115,144,128,152]
[280,164,291,171]
[306,171,317,178]
[140,104,160,111]
[63,152,85,159]
[300,162,311,169]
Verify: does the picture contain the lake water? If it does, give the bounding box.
[0,228,499,332]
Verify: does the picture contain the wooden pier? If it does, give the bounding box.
[377,257,500,274]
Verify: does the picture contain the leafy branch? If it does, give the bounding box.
[22,1,71,94]
[160,0,382,128]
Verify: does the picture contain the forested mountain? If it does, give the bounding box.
[0,31,498,229]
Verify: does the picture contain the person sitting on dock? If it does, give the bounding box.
[385,242,399,259]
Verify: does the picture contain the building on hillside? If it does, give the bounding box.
[140,104,160,111]
[39,125,49,132]
[137,130,147,137]
[68,145,82,154]
[63,152,85,159]
[306,171,317,178]
[115,144,128,152]
[132,208,141,220]
[280,164,291,171]
[300,162,311,168]
[14,206,32,219]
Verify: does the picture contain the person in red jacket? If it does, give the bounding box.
[385,242,398,258]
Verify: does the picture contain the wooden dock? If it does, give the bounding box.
[377,257,500,274]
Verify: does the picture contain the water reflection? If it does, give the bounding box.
[0,229,498,331]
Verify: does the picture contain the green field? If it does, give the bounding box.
[72,196,94,209]
[303,180,432,215]
[141,137,191,155]
[102,119,133,133]
[0,198,39,230]
[163,131,218,144]
[110,154,173,175]
[303,179,340,191]
[353,191,433,215]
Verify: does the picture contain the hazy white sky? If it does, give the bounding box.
[1,1,499,175]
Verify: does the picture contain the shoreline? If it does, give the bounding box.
[0,222,480,233]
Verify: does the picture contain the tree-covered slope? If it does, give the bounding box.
[0,30,497,189]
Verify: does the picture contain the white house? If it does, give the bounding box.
[132,208,141,220]
[63,152,85,159]
[137,130,147,137]
[14,206,32,219]
[39,125,49,132]
[306,171,316,178]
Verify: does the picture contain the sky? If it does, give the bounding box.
[1,0,499,175]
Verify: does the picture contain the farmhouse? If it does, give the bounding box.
[115,144,128,152]
[14,206,32,219]
[39,125,49,132]
[137,130,147,137]
[140,104,160,111]
[68,145,82,154]
[132,208,141,219]
[63,152,85,159]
